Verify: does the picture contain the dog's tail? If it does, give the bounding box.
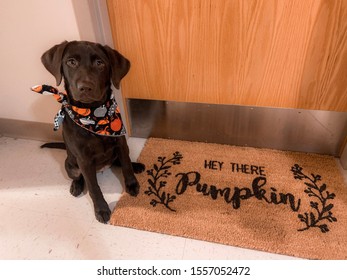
[40,142,66,150]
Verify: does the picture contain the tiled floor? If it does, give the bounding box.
[1,136,345,260]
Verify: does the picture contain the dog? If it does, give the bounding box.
[41,40,145,223]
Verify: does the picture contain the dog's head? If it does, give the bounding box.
[41,41,130,107]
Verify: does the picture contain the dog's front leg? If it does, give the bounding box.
[116,137,140,197]
[78,161,111,223]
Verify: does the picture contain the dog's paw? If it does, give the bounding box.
[95,207,111,223]
[125,178,140,197]
[132,162,145,174]
[70,180,84,197]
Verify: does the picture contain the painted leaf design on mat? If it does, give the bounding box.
[291,164,337,233]
[144,151,183,212]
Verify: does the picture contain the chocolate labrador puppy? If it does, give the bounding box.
[41,40,144,223]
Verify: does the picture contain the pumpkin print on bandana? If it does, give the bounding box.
[31,84,126,137]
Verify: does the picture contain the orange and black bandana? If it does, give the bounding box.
[31,84,126,137]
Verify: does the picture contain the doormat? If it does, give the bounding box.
[110,138,347,259]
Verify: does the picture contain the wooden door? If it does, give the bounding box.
[107,0,347,112]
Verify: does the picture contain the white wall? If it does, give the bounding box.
[0,0,82,123]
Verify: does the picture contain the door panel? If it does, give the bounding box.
[107,0,347,111]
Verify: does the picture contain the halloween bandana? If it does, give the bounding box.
[31,84,126,137]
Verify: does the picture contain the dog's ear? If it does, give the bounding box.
[41,41,69,86]
[102,45,130,89]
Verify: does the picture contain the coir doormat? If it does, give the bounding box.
[110,138,347,259]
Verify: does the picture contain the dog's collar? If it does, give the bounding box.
[31,84,126,137]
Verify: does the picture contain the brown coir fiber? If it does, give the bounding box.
[110,138,347,259]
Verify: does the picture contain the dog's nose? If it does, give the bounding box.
[77,82,94,93]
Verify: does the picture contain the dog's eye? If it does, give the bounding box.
[66,58,78,68]
[95,60,105,68]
